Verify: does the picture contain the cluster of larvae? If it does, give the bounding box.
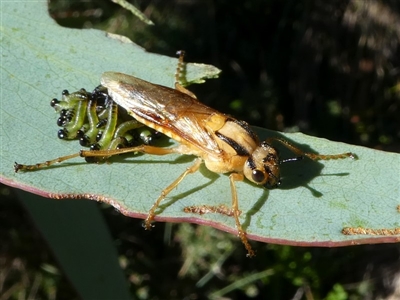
[50,86,162,162]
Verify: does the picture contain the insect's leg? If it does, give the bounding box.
[14,153,82,172]
[184,204,239,217]
[79,144,182,158]
[342,226,400,236]
[265,137,357,162]
[174,50,198,99]
[229,173,255,257]
[144,158,203,229]
[14,145,181,173]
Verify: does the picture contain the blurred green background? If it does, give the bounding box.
[1,0,399,299]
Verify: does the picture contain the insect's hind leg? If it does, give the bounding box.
[174,50,198,99]
[265,137,357,162]
[79,144,181,158]
[14,145,183,173]
[144,157,203,230]
[14,153,82,172]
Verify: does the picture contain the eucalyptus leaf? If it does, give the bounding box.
[1,1,399,254]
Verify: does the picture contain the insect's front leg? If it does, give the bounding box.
[229,173,255,257]
[183,173,255,257]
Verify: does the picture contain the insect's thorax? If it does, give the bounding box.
[203,116,260,174]
[212,117,259,156]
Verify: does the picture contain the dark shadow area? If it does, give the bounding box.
[242,189,269,231]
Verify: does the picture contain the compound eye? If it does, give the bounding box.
[252,169,265,183]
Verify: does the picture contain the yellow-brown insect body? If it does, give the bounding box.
[101,72,281,187]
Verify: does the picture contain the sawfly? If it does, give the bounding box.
[15,51,356,257]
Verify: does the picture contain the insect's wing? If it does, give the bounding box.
[101,72,222,154]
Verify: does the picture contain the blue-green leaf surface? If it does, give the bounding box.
[1,1,399,251]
